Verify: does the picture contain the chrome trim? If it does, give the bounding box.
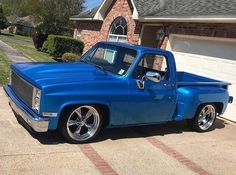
[145,71,161,83]
[198,105,216,131]
[229,96,233,104]
[67,106,100,141]
[9,69,12,85]
[42,112,58,117]
[136,71,162,90]
[136,79,145,90]
[4,85,49,132]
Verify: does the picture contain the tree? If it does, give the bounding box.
[0,4,8,32]
[32,0,85,34]
[0,0,85,35]
[0,0,31,16]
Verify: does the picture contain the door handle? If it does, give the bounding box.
[164,83,171,87]
[163,83,175,88]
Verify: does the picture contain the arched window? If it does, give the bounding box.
[108,17,128,43]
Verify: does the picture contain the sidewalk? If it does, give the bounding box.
[0,40,31,63]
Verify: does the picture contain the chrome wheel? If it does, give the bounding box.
[66,106,100,142]
[197,105,216,131]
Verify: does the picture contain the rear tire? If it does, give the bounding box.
[60,105,103,144]
[187,104,216,132]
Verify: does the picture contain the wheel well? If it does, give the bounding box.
[197,102,224,114]
[58,104,110,128]
[96,104,110,128]
[212,102,224,114]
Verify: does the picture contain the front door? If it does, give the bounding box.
[126,53,177,125]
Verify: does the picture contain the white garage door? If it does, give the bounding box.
[167,35,236,122]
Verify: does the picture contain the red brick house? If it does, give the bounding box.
[71,0,236,122]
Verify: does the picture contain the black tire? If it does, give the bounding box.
[187,104,216,132]
[60,105,103,144]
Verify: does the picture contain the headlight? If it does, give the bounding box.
[32,88,41,113]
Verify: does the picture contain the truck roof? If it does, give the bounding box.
[98,41,171,54]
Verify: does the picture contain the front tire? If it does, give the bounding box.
[60,105,103,143]
[188,104,216,132]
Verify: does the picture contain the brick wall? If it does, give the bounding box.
[168,23,236,38]
[76,0,236,52]
[77,21,103,52]
[77,0,142,52]
[160,23,236,49]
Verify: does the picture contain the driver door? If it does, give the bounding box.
[126,53,177,125]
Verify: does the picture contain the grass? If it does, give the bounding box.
[0,51,12,85]
[0,31,54,62]
[0,31,56,85]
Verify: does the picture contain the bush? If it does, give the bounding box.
[0,5,9,31]
[8,26,15,34]
[32,33,48,50]
[41,41,48,53]
[62,53,81,62]
[47,35,84,57]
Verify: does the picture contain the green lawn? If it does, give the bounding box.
[0,31,56,85]
[0,31,54,62]
[0,51,12,85]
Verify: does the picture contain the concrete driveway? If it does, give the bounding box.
[0,88,236,175]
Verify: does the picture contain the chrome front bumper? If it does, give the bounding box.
[4,85,49,132]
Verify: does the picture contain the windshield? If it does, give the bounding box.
[80,43,137,76]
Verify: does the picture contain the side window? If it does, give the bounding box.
[134,54,169,80]
[123,53,135,64]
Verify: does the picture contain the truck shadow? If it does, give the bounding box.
[94,118,228,143]
[15,112,228,145]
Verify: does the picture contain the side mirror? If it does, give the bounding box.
[145,71,161,83]
[137,71,161,89]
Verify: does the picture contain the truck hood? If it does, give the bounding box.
[11,62,113,87]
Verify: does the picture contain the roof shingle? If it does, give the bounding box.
[71,0,236,19]
[133,0,236,17]
[70,6,99,19]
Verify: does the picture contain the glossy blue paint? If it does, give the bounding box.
[5,42,231,131]
[126,50,177,124]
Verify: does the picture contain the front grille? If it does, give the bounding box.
[11,70,33,107]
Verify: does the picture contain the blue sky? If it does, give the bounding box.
[85,0,103,9]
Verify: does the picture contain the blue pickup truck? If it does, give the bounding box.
[4,42,233,143]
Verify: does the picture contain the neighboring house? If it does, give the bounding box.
[70,0,236,122]
[7,16,35,36]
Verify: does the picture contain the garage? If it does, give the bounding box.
[167,34,236,122]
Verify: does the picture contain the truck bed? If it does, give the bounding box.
[177,72,231,87]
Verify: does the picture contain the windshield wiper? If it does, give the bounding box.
[81,59,108,74]
[80,59,88,64]
[91,63,108,74]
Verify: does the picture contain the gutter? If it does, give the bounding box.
[70,16,236,23]
[69,17,102,21]
[138,17,236,23]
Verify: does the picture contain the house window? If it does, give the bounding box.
[108,17,127,43]
[75,29,81,40]
[77,31,81,40]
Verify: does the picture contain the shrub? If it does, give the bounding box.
[32,33,48,50]
[62,53,81,62]
[8,26,15,34]
[0,5,9,31]
[41,41,48,53]
[47,35,84,57]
